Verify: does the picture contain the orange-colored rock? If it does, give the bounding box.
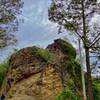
[1,46,63,100]
[6,65,62,100]
[0,39,82,100]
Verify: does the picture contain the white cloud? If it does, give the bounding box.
[98,0,100,3]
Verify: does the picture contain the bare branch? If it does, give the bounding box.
[89,37,100,48]
[89,51,100,54]
[89,33,100,47]
[91,46,100,49]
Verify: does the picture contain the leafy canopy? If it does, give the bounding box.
[0,0,23,48]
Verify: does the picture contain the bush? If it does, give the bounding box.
[56,87,82,100]
[0,60,9,87]
[56,39,76,58]
[36,48,54,63]
[93,79,100,100]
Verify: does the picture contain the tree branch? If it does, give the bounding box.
[89,37,100,48]
[91,46,100,48]
[90,56,100,57]
[63,18,84,41]
[89,51,100,54]
[89,33,100,48]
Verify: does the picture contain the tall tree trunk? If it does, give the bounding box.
[81,0,94,99]
[85,48,94,100]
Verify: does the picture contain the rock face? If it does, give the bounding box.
[0,39,82,100]
[6,65,62,100]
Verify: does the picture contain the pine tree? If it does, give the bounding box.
[48,0,100,100]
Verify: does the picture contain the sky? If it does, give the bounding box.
[0,0,75,62]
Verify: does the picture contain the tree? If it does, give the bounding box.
[0,0,23,48]
[48,0,100,100]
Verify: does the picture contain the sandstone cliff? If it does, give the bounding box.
[0,39,82,100]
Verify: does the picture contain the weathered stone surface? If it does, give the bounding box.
[0,39,82,100]
[6,65,62,100]
[0,42,63,100]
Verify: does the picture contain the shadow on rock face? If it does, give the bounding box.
[0,39,82,100]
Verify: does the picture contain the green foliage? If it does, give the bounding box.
[36,48,54,63]
[67,58,82,92]
[56,39,76,58]
[62,41,76,58]
[72,59,82,81]
[0,0,23,48]
[56,55,82,97]
[0,0,23,24]
[93,79,100,100]
[0,60,9,87]
[56,59,82,100]
[65,57,82,82]
[56,87,82,100]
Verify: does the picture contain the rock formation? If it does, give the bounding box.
[0,39,82,100]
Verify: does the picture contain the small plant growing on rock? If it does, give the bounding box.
[36,48,54,64]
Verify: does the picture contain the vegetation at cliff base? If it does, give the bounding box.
[56,87,82,100]
[93,79,100,100]
[56,79,100,100]
[0,60,9,87]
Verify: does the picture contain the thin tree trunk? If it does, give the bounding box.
[78,39,86,100]
[85,48,94,100]
[81,0,94,99]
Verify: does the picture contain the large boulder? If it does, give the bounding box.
[0,39,82,100]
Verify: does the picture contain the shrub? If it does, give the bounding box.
[36,48,54,63]
[93,78,100,100]
[56,58,83,100]
[0,60,9,87]
[56,87,82,100]
[56,39,76,58]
